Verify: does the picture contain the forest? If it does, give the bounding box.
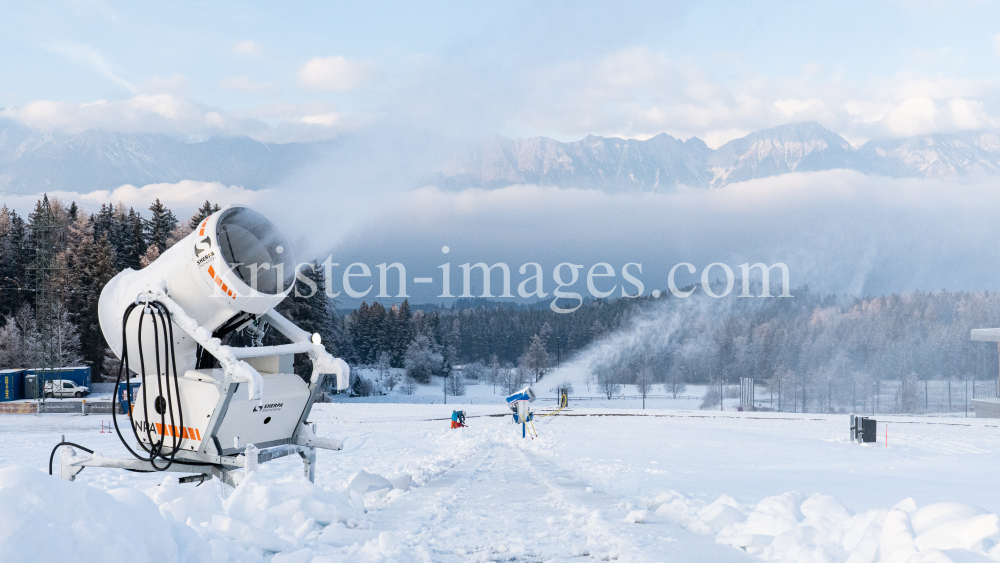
[2,196,1000,409]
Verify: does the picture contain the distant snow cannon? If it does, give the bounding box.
[506,386,536,439]
[55,205,349,486]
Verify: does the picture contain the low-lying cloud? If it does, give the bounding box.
[11,169,1000,303]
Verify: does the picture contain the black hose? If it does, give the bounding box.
[48,441,93,475]
[110,300,209,471]
[59,298,213,480]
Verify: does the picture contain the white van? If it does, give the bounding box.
[43,379,91,398]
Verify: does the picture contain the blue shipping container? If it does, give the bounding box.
[27,366,91,389]
[117,381,142,413]
[0,369,24,401]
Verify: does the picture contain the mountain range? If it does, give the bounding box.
[436,122,1000,191]
[3,118,1000,196]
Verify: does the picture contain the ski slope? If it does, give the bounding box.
[2,404,1000,562]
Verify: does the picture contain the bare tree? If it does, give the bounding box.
[501,363,527,395]
[400,373,417,395]
[598,369,622,400]
[636,364,655,409]
[515,365,531,393]
[665,365,687,399]
[376,351,391,380]
[700,381,722,409]
[384,368,400,392]
[488,354,500,393]
[447,368,467,396]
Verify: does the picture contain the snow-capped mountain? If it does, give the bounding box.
[436,123,1000,190]
[436,133,713,191]
[857,131,1000,178]
[0,119,320,194]
[707,122,860,187]
[5,118,1000,196]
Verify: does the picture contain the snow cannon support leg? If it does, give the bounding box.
[299,447,316,482]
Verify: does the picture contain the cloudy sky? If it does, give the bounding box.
[5,1,1000,303]
[3,0,1000,147]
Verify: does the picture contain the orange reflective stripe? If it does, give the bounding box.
[149,423,201,440]
[208,265,215,277]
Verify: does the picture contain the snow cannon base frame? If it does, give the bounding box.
[60,301,348,488]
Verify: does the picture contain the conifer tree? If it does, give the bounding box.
[145,199,178,253]
[188,201,221,230]
[0,206,15,318]
[273,261,336,378]
[81,232,118,376]
[8,210,32,316]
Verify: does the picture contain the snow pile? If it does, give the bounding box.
[650,488,1000,562]
[0,466,216,563]
[150,472,361,558]
[0,466,383,562]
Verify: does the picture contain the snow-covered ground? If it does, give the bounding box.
[3,403,1000,562]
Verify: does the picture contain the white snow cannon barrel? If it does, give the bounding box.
[98,204,349,466]
[101,205,296,376]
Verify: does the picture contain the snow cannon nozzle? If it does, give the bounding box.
[505,385,536,412]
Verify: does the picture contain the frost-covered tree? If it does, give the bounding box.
[463,361,486,382]
[446,369,467,396]
[376,351,391,381]
[400,372,417,395]
[665,365,687,399]
[404,334,443,384]
[522,334,549,382]
[598,368,622,400]
[635,364,655,408]
[488,354,500,393]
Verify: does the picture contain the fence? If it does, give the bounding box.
[0,401,116,414]
[747,379,995,415]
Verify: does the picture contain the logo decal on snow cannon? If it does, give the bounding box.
[195,236,212,257]
[253,402,283,413]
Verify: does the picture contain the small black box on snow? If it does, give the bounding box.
[850,414,877,443]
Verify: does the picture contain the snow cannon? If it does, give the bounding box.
[56,204,349,487]
[506,386,536,438]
